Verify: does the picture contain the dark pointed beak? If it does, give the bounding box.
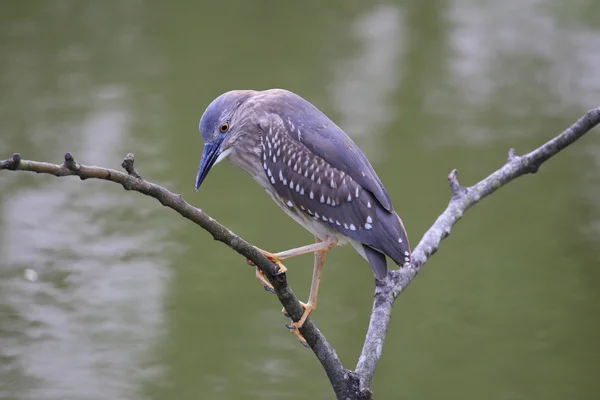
[195,139,223,191]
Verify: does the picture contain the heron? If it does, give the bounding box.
[194,89,410,345]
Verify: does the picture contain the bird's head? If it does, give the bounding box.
[195,90,255,191]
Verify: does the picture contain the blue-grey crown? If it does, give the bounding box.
[199,90,255,142]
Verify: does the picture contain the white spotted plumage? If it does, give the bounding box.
[208,89,411,280]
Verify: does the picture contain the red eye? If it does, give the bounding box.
[219,122,229,133]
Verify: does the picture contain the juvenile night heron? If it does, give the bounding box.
[195,89,411,344]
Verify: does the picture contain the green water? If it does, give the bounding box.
[1,1,599,399]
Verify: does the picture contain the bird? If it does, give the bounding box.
[194,89,411,345]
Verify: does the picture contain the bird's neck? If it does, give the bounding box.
[226,134,264,182]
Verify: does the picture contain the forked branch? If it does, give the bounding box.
[1,107,598,399]
[354,107,600,396]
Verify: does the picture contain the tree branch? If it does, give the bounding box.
[354,107,600,393]
[2,107,598,399]
[0,151,352,398]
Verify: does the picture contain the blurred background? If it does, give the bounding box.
[1,1,599,399]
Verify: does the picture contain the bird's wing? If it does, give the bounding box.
[296,123,393,212]
[259,121,411,268]
[263,90,394,212]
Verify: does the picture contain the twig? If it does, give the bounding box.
[354,107,600,394]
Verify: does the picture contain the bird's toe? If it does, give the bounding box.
[285,323,309,347]
[263,285,276,294]
[255,267,276,294]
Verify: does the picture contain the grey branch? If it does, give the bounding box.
[1,107,598,399]
[354,107,600,395]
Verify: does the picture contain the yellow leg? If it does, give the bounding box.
[246,240,335,292]
[272,241,336,260]
[283,236,337,346]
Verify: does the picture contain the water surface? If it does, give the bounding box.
[1,1,599,399]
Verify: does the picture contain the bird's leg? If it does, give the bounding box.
[271,241,336,260]
[246,240,336,293]
[284,236,337,346]
[248,240,334,266]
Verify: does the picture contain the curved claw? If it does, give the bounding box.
[255,267,275,293]
[275,266,287,274]
[282,302,312,327]
[263,285,276,294]
[285,323,309,347]
[282,301,314,346]
[272,261,287,274]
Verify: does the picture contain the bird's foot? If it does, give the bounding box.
[283,301,314,347]
[246,249,288,273]
[246,249,287,293]
[254,267,276,294]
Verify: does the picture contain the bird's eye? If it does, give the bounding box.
[219,122,229,133]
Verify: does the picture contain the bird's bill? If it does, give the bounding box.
[195,139,223,191]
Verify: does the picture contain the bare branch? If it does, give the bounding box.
[448,168,467,199]
[3,107,598,399]
[121,152,143,179]
[0,153,22,170]
[355,107,600,390]
[0,151,350,398]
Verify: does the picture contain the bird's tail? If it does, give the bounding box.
[363,245,388,280]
